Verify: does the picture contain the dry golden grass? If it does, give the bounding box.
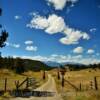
[64,68,100,91]
[0,69,47,91]
[49,68,100,100]
[0,68,100,100]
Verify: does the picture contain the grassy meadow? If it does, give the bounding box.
[49,68,100,100]
[0,68,100,100]
[0,69,47,91]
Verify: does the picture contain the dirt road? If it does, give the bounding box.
[11,74,63,100]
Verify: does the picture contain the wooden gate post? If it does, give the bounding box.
[94,76,98,90]
[4,78,7,92]
[62,75,64,87]
[43,70,46,80]
[57,70,60,80]
[60,68,66,87]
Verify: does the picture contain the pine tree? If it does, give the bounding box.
[0,8,9,57]
[15,58,25,74]
[0,30,8,48]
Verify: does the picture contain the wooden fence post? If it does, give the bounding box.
[15,80,19,91]
[57,71,60,80]
[94,76,98,90]
[79,83,82,91]
[60,69,66,87]
[26,77,29,89]
[4,78,7,92]
[62,75,64,87]
[43,70,46,80]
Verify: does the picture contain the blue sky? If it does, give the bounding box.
[0,0,100,64]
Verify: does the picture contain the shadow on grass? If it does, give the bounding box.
[10,90,55,98]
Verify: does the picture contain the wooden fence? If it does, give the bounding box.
[60,76,100,92]
[0,77,38,96]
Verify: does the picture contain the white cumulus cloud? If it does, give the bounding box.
[90,28,97,32]
[27,13,90,45]
[47,0,67,10]
[46,0,78,10]
[25,46,37,51]
[73,46,84,54]
[60,27,90,45]
[27,14,65,34]
[45,14,66,34]
[13,44,20,48]
[25,40,33,45]
[87,49,95,54]
[12,54,100,65]
[6,42,20,48]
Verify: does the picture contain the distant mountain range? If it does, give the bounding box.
[44,61,61,67]
[43,61,71,67]
[44,61,84,67]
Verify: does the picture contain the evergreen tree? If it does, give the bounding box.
[0,30,8,48]
[0,8,9,57]
[15,58,25,74]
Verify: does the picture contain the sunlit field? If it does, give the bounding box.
[49,68,100,100]
[0,69,47,91]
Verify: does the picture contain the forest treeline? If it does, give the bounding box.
[64,63,100,71]
[0,56,100,74]
[0,57,52,74]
